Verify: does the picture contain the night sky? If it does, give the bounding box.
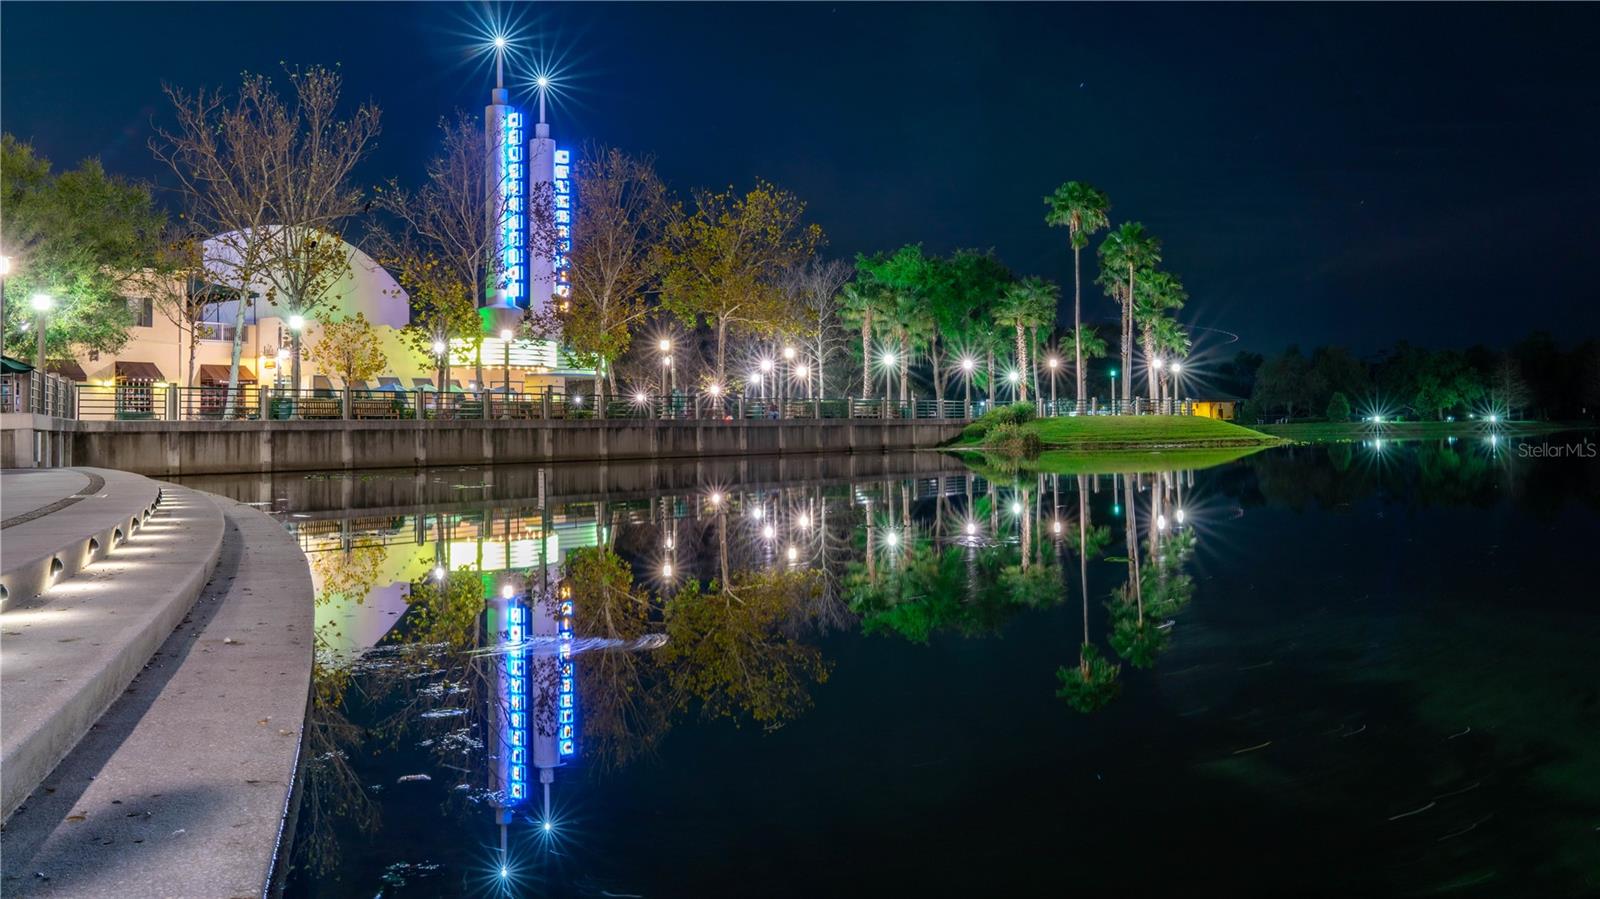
[3,3,1597,355]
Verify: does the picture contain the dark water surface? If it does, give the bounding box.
[180,437,1600,897]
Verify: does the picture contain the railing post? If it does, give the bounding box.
[165,385,178,421]
[542,386,552,419]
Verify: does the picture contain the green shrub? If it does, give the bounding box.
[966,401,1037,437]
[1325,391,1352,422]
[984,421,1042,458]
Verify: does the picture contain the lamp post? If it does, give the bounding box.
[960,356,975,414]
[794,363,810,400]
[1169,361,1182,413]
[1109,367,1118,413]
[880,351,896,410]
[782,344,796,405]
[500,328,513,414]
[433,339,447,393]
[30,293,53,372]
[1047,356,1059,416]
[1007,368,1021,403]
[759,357,775,402]
[659,338,674,417]
[287,314,306,393]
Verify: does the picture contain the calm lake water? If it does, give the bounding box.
[181,436,1600,897]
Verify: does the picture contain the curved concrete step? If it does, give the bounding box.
[0,495,313,899]
[0,482,224,820]
[1,468,167,612]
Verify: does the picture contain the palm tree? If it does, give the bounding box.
[1133,270,1187,401]
[998,277,1058,403]
[1044,182,1111,410]
[1150,316,1191,407]
[840,282,887,399]
[1097,223,1161,406]
[1058,325,1109,406]
[885,291,931,405]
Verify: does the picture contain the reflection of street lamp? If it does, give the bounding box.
[29,292,53,372]
[287,314,306,392]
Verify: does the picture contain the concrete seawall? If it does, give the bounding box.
[62,418,966,476]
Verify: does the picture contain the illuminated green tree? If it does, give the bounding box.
[1044,182,1112,406]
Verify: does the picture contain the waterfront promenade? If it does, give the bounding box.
[0,468,313,897]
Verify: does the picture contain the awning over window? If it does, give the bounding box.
[313,375,334,391]
[48,361,87,382]
[115,361,165,383]
[197,364,255,384]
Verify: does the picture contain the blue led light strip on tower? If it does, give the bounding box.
[552,148,573,304]
[501,112,527,306]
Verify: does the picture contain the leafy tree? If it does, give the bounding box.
[1044,181,1112,407]
[1097,223,1161,404]
[839,281,890,399]
[658,181,822,390]
[153,65,380,405]
[1252,345,1313,419]
[1326,390,1352,422]
[546,146,670,410]
[564,547,670,768]
[996,277,1057,402]
[372,111,514,393]
[1133,269,1188,400]
[1,134,164,361]
[856,246,934,403]
[781,258,851,397]
[306,313,387,387]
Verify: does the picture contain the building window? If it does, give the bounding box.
[130,296,154,328]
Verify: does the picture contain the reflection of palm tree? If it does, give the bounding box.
[1056,476,1120,713]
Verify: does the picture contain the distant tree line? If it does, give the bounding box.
[1228,334,1600,422]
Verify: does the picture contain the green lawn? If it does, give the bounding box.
[1255,419,1588,443]
[953,414,1279,449]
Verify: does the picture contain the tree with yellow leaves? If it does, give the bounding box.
[306,312,386,387]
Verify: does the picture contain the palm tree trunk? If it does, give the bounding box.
[860,313,872,399]
[1073,241,1084,407]
[1014,322,1028,402]
[1123,264,1135,406]
[1031,325,1042,406]
[1144,326,1159,402]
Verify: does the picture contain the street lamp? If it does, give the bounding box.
[432,339,447,393]
[287,314,306,393]
[880,351,897,407]
[658,338,674,415]
[1169,361,1183,412]
[782,345,796,404]
[500,328,513,403]
[1006,368,1021,402]
[1047,356,1060,415]
[29,293,53,371]
[1109,368,1119,412]
[759,357,775,401]
[794,363,810,399]
[960,355,975,411]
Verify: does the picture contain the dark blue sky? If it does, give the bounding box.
[4,2,1596,354]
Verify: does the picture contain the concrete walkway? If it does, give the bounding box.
[1,482,313,897]
[0,470,91,523]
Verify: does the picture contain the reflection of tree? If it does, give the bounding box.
[566,547,672,769]
[293,659,379,876]
[1057,474,1121,713]
[310,535,387,606]
[661,570,831,729]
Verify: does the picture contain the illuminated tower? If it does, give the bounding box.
[484,38,526,335]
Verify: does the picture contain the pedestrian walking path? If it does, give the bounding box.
[1,468,313,897]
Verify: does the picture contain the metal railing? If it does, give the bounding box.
[1,371,78,418]
[68,384,985,423]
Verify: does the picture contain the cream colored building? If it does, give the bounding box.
[63,235,591,407]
